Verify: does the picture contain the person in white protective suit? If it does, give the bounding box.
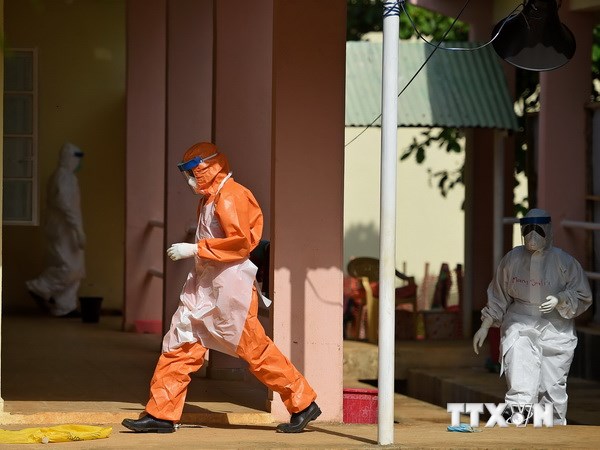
[122,142,320,434]
[473,208,592,425]
[26,142,86,317]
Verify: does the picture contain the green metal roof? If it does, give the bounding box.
[345,41,519,130]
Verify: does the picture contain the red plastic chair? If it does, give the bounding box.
[346,257,418,343]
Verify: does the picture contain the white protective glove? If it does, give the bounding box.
[167,243,197,261]
[539,295,559,313]
[473,317,493,355]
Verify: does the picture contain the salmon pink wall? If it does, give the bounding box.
[538,10,595,263]
[126,0,214,330]
[271,0,346,421]
[163,0,214,326]
[125,0,166,328]
[213,2,273,239]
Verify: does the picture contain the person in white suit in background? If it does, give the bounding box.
[473,208,592,425]
[26,142,86,318]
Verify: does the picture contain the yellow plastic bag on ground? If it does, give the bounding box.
[0,424,112,444]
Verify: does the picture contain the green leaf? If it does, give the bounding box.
[416,147,425,164]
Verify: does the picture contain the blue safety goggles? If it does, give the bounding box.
[177,153,218,183]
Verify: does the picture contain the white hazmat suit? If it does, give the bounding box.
[26,143,86,317]
[473,209,592,424]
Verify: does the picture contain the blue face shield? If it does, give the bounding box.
[519,215,551,252]
[177,153,218,191]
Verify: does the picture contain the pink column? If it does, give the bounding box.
[163,0,214,326]
[537,11,594,262]
[124,0,166,329]
[271,0,346,421]
[207,0,274,381]
[126,0,214,332]
[463,127,497,320]
[213,2,273,238]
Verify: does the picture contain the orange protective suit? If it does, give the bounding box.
[145,142,316,422]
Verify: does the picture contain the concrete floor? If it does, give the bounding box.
[0,314,271,425]
[2,314,600,448]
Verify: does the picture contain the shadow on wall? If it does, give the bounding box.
[344,222,379,271]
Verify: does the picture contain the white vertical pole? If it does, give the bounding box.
[378,1,399,445]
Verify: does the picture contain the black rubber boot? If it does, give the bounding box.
[122,414,176,433]
[276,402,321,433]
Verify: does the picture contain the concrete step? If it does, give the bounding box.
[345,338,600,426]
[407,367,600,426]
[0,408,274,426]
[343,338,486,382]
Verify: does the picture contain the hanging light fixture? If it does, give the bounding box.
[492,0,576,71]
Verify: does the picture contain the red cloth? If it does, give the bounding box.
[344,276,377,302]
[344,276,416,302]
[395,283,417,300]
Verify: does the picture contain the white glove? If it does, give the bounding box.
[167,243,197,261]
[539,295,559,313]
[473,317,493,355]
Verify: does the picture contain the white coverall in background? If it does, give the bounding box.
[26,142,86,317]
[473,208,592,424]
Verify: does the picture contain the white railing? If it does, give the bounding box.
[502,217,520,225]
[148,219,164,228]
[562,219,600,231]
[147,268,163,279]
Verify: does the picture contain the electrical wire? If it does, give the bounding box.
[402,1,524,52]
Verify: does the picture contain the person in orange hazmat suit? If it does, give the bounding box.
[122,142,320,434]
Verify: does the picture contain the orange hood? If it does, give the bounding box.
[182,142,231,196]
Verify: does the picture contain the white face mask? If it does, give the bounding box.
[524,231,545,252]
[187,176,198,194]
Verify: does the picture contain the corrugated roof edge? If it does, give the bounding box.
[345,40,519,131]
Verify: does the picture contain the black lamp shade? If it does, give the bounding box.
[492,0,576,71]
